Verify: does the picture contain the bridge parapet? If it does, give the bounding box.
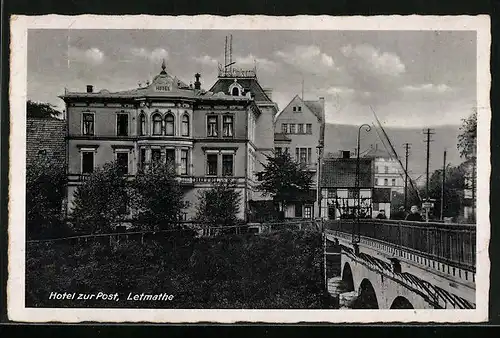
[324,219,476,307]
[325,219,476,272]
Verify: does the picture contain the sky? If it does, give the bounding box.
[27,29,477,127]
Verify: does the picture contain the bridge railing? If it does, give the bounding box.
[324,219,476,272]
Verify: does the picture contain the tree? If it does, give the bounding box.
[26,158,66,239]
[256,151,314,213]
[457,109,477,159]
[27,100,61,118]
[195,180,242,234]
[70,161,130,234]
[130,162,188,231]
[426,165,466,220]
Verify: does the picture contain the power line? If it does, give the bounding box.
[423,128,435,200]
[403,143,411,210]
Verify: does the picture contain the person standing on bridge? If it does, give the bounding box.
[406,205,423,221]
[375,209,387,219]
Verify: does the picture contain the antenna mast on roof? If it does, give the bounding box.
[224,34,235,71]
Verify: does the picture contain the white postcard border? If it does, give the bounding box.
[8,14,491,323]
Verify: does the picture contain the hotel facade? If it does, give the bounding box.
[61,61,278,221]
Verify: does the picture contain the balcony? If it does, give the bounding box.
[193,176,246,185]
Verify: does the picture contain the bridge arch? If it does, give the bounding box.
[354,279,379,309]
[390,296,414,309]
[341,262,355,292]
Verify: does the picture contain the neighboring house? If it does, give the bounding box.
[461,157,476,222]
[273,94,325,219]
[60,61,278,221]
[26,117,66,168]
[319,152,387,220]
[363,144,405,194]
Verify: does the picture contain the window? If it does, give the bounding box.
[296,147,311,164]
[392,178,396,186]
[222,154,234,176]
[180,149,188,175]
[223,115,234,137]
[116,113,128,136]
[151,149,162,164]
[275,147,282,155]
[297,124,304,134]
[298,106,302,112]
[306,124,312,134]
[165,149,175,169]
[384,166,389,174]
[182,114,190,136]
[327,190,337,198]
[281,123,288,134]
[140,148,146,168]
[299,148,307,164]
[232,87,239,96]
[152,113,162,135]
[81,151,94,174]
[116,152,129,175]
[139,112,146,136]
[304,206,312,219]
[293,107,297,112]
[82,113,94,135]
[384,178,388,186]
[207,115,219,137]
[207,154,218,175]
[289,124,296,134]
[165,113,175,136]
[348,189,359,199]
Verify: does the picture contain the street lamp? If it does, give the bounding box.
[354,124,371,244]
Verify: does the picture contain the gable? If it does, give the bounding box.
[275,95,320,123]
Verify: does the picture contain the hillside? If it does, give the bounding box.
[324,123,465,185]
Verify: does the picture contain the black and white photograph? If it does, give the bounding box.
[8,15,490,323]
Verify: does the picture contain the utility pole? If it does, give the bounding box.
[403,143,411,210]
[441,149,447,221]
[423,128,435,222]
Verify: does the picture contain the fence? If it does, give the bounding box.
[26,220,321,244]
[324,219,476,272]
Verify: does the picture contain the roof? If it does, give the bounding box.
[304,100,324,122]
[274,133,291,142]
[208,78,273,103]
[363,145,393,159]
[61,62,196,101]
[26,117,66,168]
[320,158,374,188]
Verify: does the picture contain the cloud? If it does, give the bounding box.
[400,83,453,93]
[326,86,355,95]
[131,47,169,63]
[68,46,105,65]
[274,45,338,74]
[193,54,219,66]
[235,54,277,72]
[341,44,405,77]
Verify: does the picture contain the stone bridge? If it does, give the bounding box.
[324,219,475,309]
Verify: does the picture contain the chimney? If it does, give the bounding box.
[341,150,351,159]
[86,85,93,93]
[194,73,201,90]
[263,88,273,100]
[319,97,325,113]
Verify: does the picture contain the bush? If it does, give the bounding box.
[130,162,188,231]
[26,230,325,309]
[70,161,129,234]
[26,158,66,239]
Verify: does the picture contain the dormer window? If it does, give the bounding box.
[229,81,243,97]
